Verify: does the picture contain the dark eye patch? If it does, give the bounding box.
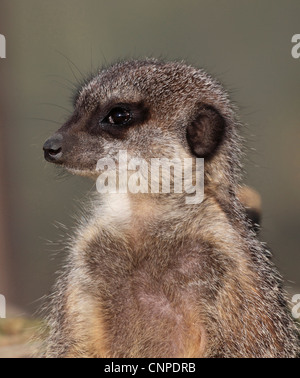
[87,101,150,138]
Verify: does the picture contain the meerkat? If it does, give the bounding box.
[42,59,299,358]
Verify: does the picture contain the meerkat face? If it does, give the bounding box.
[43,59,231,179]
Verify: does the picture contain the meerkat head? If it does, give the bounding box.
[43,59,241,195]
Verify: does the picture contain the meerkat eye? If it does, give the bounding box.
[102,107,132,126]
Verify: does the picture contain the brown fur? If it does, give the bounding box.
[41,59,299,358]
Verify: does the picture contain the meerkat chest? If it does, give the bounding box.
[98,265,205,358]
[72,207,210,357]
[79,237,207,357]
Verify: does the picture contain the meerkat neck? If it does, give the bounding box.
[87,190,237,251]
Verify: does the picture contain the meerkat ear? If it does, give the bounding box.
[186,104,226,158]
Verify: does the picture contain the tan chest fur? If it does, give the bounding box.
[65,277,206,358]
[67,212,210,358]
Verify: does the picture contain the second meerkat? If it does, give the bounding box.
[42,59,299,358]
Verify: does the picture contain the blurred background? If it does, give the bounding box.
[0,0,299,317]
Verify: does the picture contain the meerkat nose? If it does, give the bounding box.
[43,134,63,163]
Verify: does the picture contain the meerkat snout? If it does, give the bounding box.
[43,134,64,163]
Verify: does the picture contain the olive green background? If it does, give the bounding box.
[0,0,299,314]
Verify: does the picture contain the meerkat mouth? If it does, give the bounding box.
[66,167,98,178]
